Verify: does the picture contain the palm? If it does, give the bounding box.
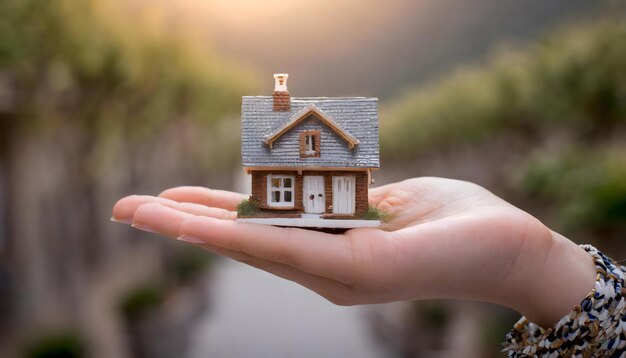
[372,177,503,230]
[112,177,553,307]
[343,178,552,303]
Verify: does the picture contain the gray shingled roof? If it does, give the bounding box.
[241,96,380,168]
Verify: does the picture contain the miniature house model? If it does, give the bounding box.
[237,74,380,228]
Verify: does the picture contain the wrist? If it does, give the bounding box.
[511,231,596,327]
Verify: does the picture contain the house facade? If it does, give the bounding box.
[240,74,380,225]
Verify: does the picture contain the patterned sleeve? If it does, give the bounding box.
[502,244,626,358]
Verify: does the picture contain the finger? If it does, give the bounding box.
[131,203,358,283]
[187,240,357,304]
[369,177,440,207]
[112,195,178,224]
[368,183,396,207]
[132,202,188,238]
[174,202,236,220]
[159,186,247,211]
[179,214,371,284]
[112,195,235,224]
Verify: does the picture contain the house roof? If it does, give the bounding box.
[263,104,360,149]
[242,96,380,169]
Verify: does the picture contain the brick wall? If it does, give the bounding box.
[324,173,333,210]
[354,171,369,215]
[272,91,290,111]
[250,171,265,206]
[250,170,369,216]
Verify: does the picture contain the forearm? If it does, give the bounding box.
[509,231,596,328]
[503,242,626,356]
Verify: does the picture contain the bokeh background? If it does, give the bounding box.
[1,0,625,357]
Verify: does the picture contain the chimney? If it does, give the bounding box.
[273,73,290,112]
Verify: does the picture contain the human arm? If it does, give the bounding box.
[111,177,597,329]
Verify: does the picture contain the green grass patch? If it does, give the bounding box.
[236,198,259,217]
[362,205,390,222]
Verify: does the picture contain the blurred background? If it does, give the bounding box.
[1,0,625,357]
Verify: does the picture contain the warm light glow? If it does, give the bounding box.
[105,0,445,96]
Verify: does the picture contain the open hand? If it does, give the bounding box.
[112,177,595,327]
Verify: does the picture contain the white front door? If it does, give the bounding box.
[303,176,325,213]
[332,176,355,214]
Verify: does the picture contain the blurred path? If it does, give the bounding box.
[186,171,389,358]
[187,260,389,358]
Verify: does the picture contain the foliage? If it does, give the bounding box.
[382,18,626,244]
[24,330,86,358]
[171,245,213,283]
[479,308,520,357]
[118,284,165,322]
[362,205,390,222]
[517,147,626,236]
[0,0,254,152]
[382,19,626,157]
[236,198,260,217]
[413,301,451,330]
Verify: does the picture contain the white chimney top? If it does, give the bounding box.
[273,73,289,92]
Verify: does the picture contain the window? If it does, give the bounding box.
[299,130,320,158]
[305,134,316,154]
[267,174,295,208]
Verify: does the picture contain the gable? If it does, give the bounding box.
[272,116,348,156]
[263,105,359,149]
